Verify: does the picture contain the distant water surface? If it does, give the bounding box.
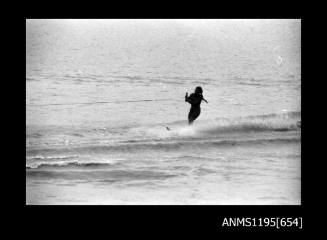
[26,19,301,205]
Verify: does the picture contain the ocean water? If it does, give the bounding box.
[26,19,301,205]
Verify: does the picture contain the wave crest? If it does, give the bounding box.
[26,161,113,170]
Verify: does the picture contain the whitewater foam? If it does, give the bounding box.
[26,160,114,170]
[142,111,300,140]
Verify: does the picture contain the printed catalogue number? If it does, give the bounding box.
[221,217,302,229]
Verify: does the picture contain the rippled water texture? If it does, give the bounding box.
[26,19,301,205]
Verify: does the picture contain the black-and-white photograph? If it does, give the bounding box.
[26,19,301,205]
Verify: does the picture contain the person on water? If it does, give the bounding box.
[185,86,208,125]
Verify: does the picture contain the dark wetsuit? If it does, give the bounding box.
[185,93,204,124]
